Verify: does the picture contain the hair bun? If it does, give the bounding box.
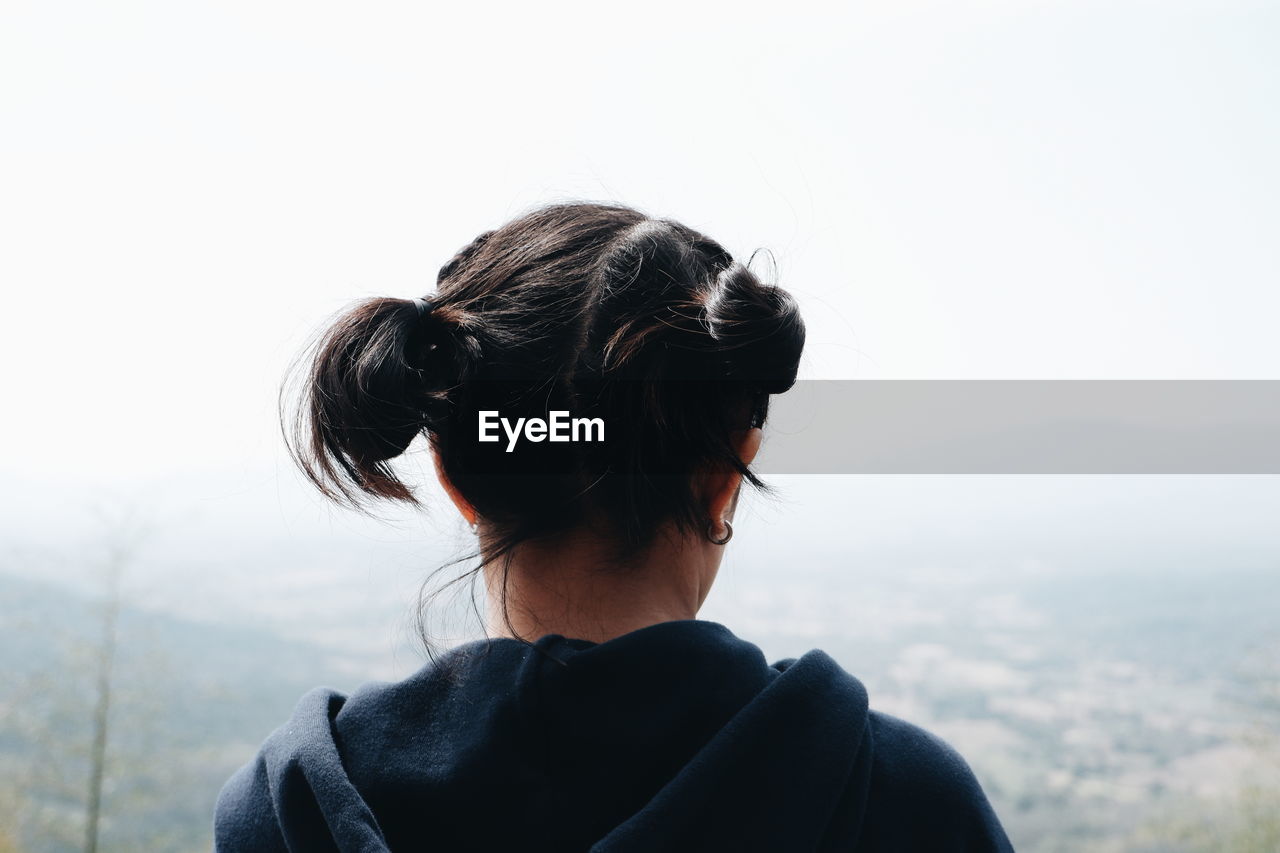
[408,298,484,394]
[287,295,487,509]
[703,262,805,394]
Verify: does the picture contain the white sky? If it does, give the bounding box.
[2,0,1278,484]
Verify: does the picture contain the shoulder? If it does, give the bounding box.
[213,747,289,852]
[868,710,981,794]
[862,710,1015,851]
[213,686,386,852]
[768,650,1013,849]
[213,687,347,850]
[212,649,482,849]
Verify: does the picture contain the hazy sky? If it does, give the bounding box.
[2,0,1277,487]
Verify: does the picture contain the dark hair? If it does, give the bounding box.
[281,201,804,648]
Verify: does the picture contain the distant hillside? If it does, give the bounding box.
[0,572,361,853]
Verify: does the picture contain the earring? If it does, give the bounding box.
[706,518,733,546]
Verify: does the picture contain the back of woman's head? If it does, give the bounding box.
[284,201,805,562]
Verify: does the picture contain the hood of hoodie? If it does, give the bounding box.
[214,619,876,852]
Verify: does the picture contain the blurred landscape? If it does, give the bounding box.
[1,472,1277,852]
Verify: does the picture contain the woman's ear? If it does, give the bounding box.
[431,447,478,526]
[706,427,763,525]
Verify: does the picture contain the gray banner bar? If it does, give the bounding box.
[755,381,1280,474]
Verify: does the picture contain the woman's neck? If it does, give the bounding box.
[480,523,718,645]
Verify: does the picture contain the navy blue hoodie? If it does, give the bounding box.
[213,620,1014,851]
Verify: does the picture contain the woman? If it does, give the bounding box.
[213,202,1014,852]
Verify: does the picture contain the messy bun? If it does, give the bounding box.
[287,296,484,506]
[583,219,804,393]
[704,261,805,395]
